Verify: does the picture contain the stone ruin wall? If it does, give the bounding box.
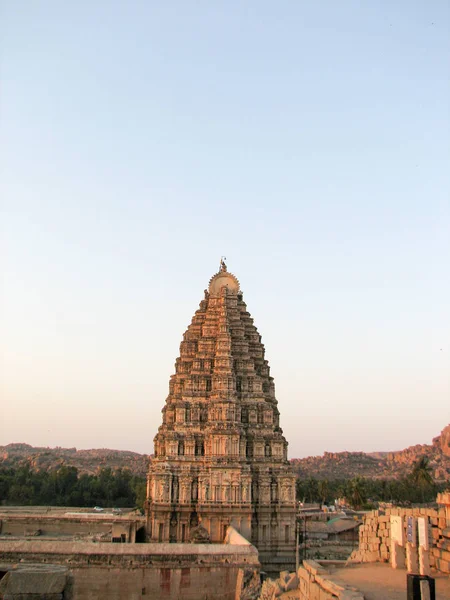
[0,535,259,600]
[0,513,145,545]
[350,491,450,574]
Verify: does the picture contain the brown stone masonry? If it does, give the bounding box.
[145,264,297,572]
[349,491,450,574]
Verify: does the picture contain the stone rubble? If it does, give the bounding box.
[255,560,364,600]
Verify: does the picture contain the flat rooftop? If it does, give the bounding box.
[0,506,142,520]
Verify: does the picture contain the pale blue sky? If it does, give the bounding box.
[1,2,449,458]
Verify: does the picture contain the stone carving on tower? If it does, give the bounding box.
[145,262,296,570]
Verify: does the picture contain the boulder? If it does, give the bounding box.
[440,424,450,457]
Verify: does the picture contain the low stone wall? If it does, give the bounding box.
[350,492,450,574]
[0,537,259,600]
[258,560,364,599]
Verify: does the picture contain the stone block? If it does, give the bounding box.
[406,543,419,573]
[363,551,379,562]
[0,570,67,595]
[436,558,450,573]
[441,549,450,561]
[315,574,345,595]
[303,560,326,577]
[285,573,299,591]
[271,581,284,597]
[419,545,430,576]
[297,566,309,582]
[391,541,406,569]
[259,580,277,600]
[390,515,404,546]
[338,591,365,600]
[299,578,308,598]
[318,589,334,600]
[309,581,321,600]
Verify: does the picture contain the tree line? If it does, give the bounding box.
[295,457,446,509]
[0,456,445,510]
[0,465,146,509]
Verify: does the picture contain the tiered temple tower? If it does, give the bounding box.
[145,262,296,570]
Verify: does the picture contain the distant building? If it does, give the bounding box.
[145,263,297,571]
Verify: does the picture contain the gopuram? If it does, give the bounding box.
[145,261,296,571]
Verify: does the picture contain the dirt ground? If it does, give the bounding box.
[329,563,450,600]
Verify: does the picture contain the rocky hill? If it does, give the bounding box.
[1,425,449,482]
[0,443,149,478]
[291,424,450,482]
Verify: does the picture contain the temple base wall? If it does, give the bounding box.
[0,539,259,600]
[147,502,296,573]
[147,503,252,544]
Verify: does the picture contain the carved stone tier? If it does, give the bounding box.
[145,263,296,571]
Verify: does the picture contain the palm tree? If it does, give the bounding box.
[318,479,329,505]
[410,456,434,502]
[348,477,366,509]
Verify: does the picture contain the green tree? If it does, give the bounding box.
[347,477,366,509]
[317,479,329,505]
[410,456,435,502]
[133,477,147,509]
[305,477,319,503]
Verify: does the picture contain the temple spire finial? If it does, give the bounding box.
[220,256,227,272]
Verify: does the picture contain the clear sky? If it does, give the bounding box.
[1,2,449,458]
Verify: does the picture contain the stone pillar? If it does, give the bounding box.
[418,516,431,576]
[390,515,406,569]
[419,546,431,577]
[406,516,418,573]
[406,543,419,573]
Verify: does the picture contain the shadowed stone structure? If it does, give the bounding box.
[145,262,296,571]
[0,533,259,600]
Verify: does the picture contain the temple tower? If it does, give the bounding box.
[145,262,296,571]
